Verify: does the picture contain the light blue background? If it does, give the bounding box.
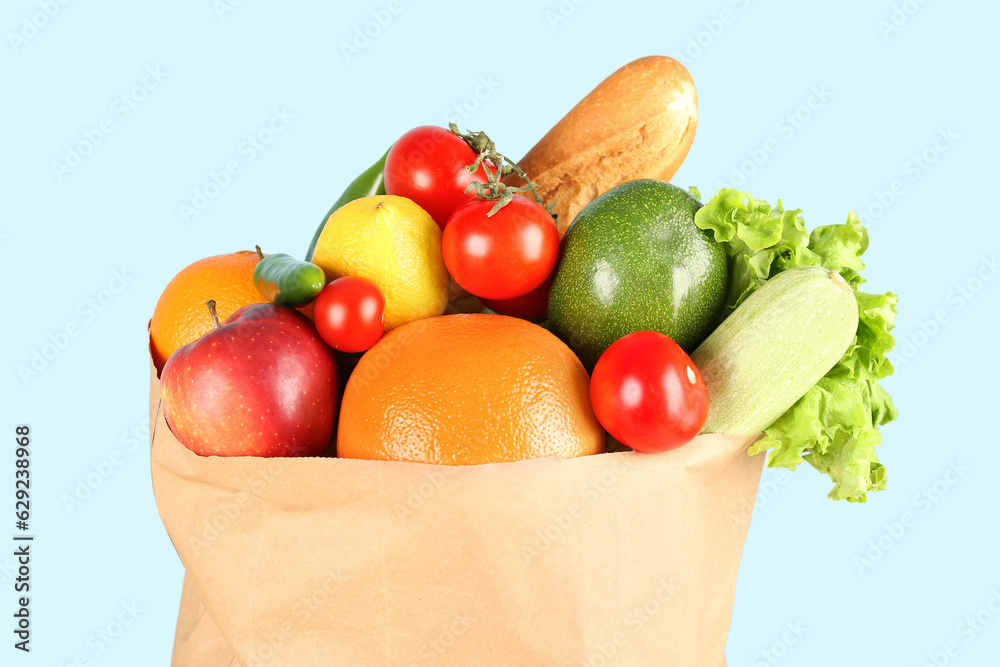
[3,0,997,664]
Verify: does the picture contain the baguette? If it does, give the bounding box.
[513,56,698,233]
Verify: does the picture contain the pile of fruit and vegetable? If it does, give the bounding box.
[151,56,897,502]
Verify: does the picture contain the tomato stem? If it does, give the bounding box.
[448,123,556,222]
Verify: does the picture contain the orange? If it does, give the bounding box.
[150,251,268,370]
[337,313,604,465]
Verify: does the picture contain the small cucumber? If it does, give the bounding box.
[253,246,326,306]
[691,265,858,436]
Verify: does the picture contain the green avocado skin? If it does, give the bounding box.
[547,179,728,370]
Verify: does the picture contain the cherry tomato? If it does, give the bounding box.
[384,126,493,229]
[442,195,559,301]
[589,331,709,453]
[479,273,553,322]
[313,277,385,353]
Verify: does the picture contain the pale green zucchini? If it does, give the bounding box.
[691,265,858,435]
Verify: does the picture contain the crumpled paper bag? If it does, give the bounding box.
[150,361,764,666]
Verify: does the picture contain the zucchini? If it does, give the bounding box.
[691,265,858,435]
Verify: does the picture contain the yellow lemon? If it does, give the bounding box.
[312,195,449,330]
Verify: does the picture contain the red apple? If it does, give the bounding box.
[160,302,338,457]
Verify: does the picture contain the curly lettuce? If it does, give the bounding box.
[694,189,897,502]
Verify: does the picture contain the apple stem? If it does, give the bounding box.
[205,300,221,329]
[255,245,264,261]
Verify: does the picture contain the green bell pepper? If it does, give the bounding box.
[305,148,390,261]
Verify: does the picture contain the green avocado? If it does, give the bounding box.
[547,180,728,370]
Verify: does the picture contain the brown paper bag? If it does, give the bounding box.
[150,361,764,666]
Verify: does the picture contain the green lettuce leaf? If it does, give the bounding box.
[695,188,898,502]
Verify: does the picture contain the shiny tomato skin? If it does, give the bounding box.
[313,277,385,353]
[442,195,559,301]
[383,126,492,229]
[589,331,709,453]
[479,273,553,322]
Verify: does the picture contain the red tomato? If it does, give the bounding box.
[589,331,709,453]
[479,273,553,322]
[442,195,559,301]
[384,126,493,228]
[313,277,385,353]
